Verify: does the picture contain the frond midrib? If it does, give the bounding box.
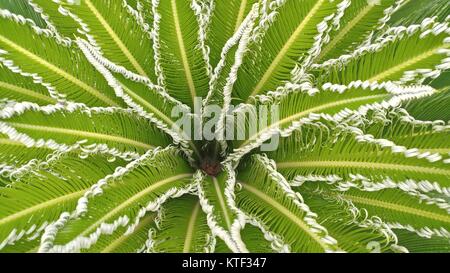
[101,214,155,253]
[239,93,386,149]
[318,4,374,61]
[8,122,154,150]
[234,0,248,33]
[212,177,232,229]
[0,138,30,147]
[119,81,174,126]
[276,160,450,176]
[397,129,447,139]
[84,0,149,77]
[79,173,193,238]
[344,194,450,223]
[368,44,449,82]
[0,81,56,103]
[119,81,201,157]
[0,34,118,106]
[418,148,450,154]
[170,0,197,104]
[240,181,329,251]
[0,189,85,226]
[183,201,200,253]
[248,0,325,99]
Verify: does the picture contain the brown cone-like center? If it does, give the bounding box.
[200,157,222,177]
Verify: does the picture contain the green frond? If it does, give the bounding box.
[389,0,450,26]
[213,237,233,253]
[83,212,156,253]
[199,175,236,233]
[110,73,186,128]
[405,73,450,120]
[317,0,398,62]
[234,0,341,101]
[124,0,139,9]
[155,0,210,106]
[0,11,128,107]
[148,195,212,253]
[235,155,339,252]
[393,229,450,253]
[301,189,395,253]
[74,38,202,162]
[32,0,157,80]
[238,224,276,253]
[203,2,258,109]
[17,0,78,39]
[320,184,450,237]
[0,65,56,104]
[0,103,171,153]
[0,0,47,29]
[46,147,194,253]
[129,0,153,23]
[230,82,414,161]
[356,108,450,159]
[0,0,449,254]
[0,153,126,252]
[0,134,54,180]
[207,0,258,68]
[197,170,246,253]
[272,128,450,187]
[318,19,449,85]
[298,182,450,252]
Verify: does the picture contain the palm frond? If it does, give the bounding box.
[204,3,260,155]
[271,125,450,187]
[301,189,398,253]
[404,74,450,120]
[86,212,156,253]
[0,0,449,254]
[206,0,258,69]
[0,102,171,153]
[0,9,125,106]
[197,170,246,253]
[0,153,127,252]
[388,0,450,26]
[0,64,57,104]
[233,0,342,101]
[316,0,400,62]
[317,18,449,85]
[39,147,194,253]
[227,80,432,163]
[392,229,450,253]
[153,0,210,106]
[318,184,450,240]
[32,0,157,80]
[0,0,46,28]
[146,195,212,253]
[238,223,277,253]
[235,154,339,252]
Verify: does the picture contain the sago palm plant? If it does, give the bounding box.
[0,0,449,253]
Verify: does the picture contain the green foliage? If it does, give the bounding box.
[0,0,449,253]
